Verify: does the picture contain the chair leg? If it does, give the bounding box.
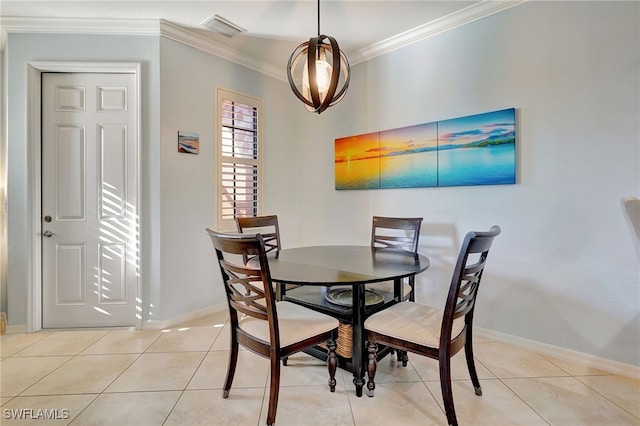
[439,355,458,426]
[366,341,378,396]
[327,339,337,392]
[408,276,415,302]
[400,277,414,366]
[464,336,482,396]
[395,277,411,368]
[398,350,409,367]
[266,355,281,426]
[276,282,285,301]
[223,340,239,398]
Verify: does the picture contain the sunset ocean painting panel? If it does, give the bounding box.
[335,132,381,189]
[380,122,438,188]
[437,108,516,187]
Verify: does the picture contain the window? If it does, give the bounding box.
[216,88,263,230]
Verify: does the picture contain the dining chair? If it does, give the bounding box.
[206,229,339,426]
[235,215,290,299]
[365,216,423,365]
[364,225,501,426]
[235,214,281,261]
[367,216,423,302]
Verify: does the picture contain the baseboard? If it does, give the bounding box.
[142,303,227,330]
[476,327,640,380]
[4,323,28,334]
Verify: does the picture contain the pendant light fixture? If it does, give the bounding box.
[286,0,350,114]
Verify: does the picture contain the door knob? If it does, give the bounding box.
[43,230,54,238]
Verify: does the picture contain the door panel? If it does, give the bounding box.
[56,243,85,304]
[42,72,138,328]
[56,125,86,220]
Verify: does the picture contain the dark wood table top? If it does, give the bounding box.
[268,245,430,286]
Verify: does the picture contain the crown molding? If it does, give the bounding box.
[0,16,160,49]
[0,16,285,80]
[349,0,528,64]
[158,20,284,81]
[1,1,526,80]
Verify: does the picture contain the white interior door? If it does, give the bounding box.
[42,72,138,328]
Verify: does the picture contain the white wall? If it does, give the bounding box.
[156,38,302,319]
[290,1,640,365]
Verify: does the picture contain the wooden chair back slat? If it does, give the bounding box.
[443,226,501,338]
[371,216,423,252]
[369,216,423,303]
[236,215,281,259]
[207,229,278,331]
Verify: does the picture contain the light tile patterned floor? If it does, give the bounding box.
[1,311,638,425]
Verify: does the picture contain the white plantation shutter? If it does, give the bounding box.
[217,89,263,230]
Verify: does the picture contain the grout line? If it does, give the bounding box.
[573,375,640,420]
[496,376,553,426]
[63,393,101,425]
[14,354,77,398]
[161,389,186,426]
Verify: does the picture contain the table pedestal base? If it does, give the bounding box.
[302,344,394,397]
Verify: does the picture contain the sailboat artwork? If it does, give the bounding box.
[178,131,200,155]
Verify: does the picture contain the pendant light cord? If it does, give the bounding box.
[317,0,321,36]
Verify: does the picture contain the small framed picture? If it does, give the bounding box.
[178,131,200,155]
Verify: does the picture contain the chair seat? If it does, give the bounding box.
[240,301,339,348]
[366,280,412,299]
[364,302,464,348]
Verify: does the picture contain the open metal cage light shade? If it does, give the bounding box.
[287,34,350,114]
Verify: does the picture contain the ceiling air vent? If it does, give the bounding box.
[201,15,246,37]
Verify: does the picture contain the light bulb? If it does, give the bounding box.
[314,59,332,93]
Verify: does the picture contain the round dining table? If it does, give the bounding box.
[267,245,430,397]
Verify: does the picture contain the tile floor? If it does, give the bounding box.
[1,311,639,426]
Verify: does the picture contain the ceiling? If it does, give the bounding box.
[0,1,524,79]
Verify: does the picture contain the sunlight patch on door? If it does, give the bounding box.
[93,306,112,316]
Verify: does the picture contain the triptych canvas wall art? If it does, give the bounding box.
[335,108,516,190]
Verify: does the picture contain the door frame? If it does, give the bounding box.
[26,61,142,332]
